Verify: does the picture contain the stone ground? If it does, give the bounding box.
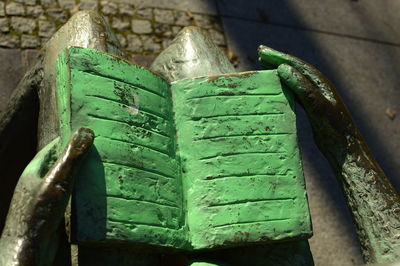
[1,0,400,265]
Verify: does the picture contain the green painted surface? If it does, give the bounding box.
[56,47,186,249]
[55,47,311,251]
[172,72,311,249]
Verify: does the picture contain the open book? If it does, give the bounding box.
[56,47,312,250]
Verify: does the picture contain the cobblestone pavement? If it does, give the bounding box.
[0,0,226,65]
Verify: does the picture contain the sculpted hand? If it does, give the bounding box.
[258,45,400,264]
[0,128,94,266]
[258,45,357,155]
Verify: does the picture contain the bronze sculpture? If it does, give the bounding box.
[258,47,400,263]
[0,11,399,265]
[0,128,94,265]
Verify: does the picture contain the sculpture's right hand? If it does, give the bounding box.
[0,128,94,266]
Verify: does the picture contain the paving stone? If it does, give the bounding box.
[213,20,223,32]
[115,0,218,15]
[174,10,193,26]
[127,34,143,52]
[40,0,56,7]
[0,18,9,32]
[193,14,214,29]
[131,54,155,68]
[141,35,161,53]
[101,1,118,15]
[153,35,162,44]
[172,25,182,35]
[0,49,23,111]
[0,35,19,48]
[131,19,152,34]
[208,28,225,46]
[118,3,135,17]
[154,9,174,24]
[162,38,173,50]
[80,0,98,11]
[11,17,36,34]
[116,34,127,48]
[59,0,76,9]
[47,8,68,22]
[41,37,50,45]
[6,2,25,16]
[154,23,172,38]
[38,20,56,38]
[135,7,152,20]
[15,0,36,6]
[21,35,40,48]
[0,2,5,17]
[217,0,400,45]
[192,14,223,32]
[21,49,39,73]
[27,6,44,18]
[112,17,130,31]
[102,16,110,25]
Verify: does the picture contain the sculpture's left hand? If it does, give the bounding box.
[258,45,357,153]
[0,128,94,266]
[258,46,400,264]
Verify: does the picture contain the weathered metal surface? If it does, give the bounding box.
[150,26,235,82]
[0,9,372,265]
[172,71,311,249]
[57,47,187,249]
[0,10,126,234]
[57,47,310,251]
[0,10,126,265]
[38,10,127,150]
[0,128,94,266]
[0,58,40,234]
[153,27,313,266]
[258,45,400,264]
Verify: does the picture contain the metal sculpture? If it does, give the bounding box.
[258,47,400,263]
[0,11,399,266]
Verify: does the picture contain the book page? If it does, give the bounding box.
[172,70,312,249]
[56,47,187,249]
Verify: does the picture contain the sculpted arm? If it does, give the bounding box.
[0,11,125,265]
[0,128,94,266]
[259,46,400,264]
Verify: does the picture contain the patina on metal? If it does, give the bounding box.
[150,26,235,82]
[0,9,126,246]
[149,28,314,266]
[60,47,311,251]
[0,10,127,266]
[1,9,400,266]
[35,10,126,151]
[0,128,94,266]
[70,27,312,265]
[258,45,400,264]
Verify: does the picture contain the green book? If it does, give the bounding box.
[56,47,312,250]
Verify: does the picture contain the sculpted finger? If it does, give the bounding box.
[277,64,331,115]
[38,127,94,201]
[258,45,338,104]
[30,128,94,230]
[278,64,356,136]
[258,45,293,68]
